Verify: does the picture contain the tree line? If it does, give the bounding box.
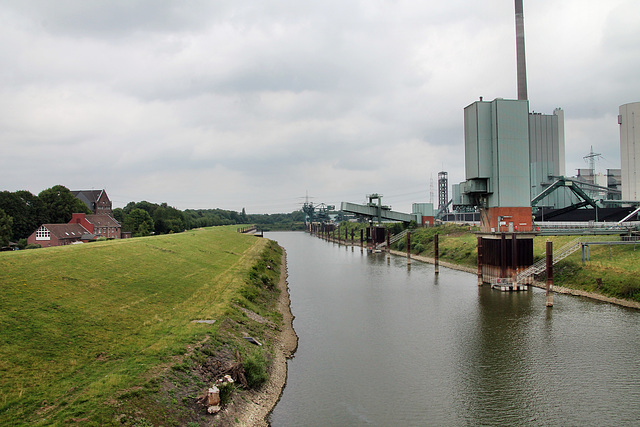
[0,185,305,247]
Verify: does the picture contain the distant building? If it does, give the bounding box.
[27,223,97,248]
[27,213,122,248]
[607,168,622,199]
[71,190,113,214]
[619,102,640,201]
[69,213,121,239]
[529,108,577,209]
[412,203,435,226]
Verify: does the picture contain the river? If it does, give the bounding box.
[266,232,640,426]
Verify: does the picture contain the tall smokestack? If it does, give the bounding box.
[515,0,528,100]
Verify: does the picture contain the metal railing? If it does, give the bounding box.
[376,229,408,248]
[515,238,582,283]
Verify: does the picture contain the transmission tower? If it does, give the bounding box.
[583,145,602,175]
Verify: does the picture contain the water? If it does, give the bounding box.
[267,232,640,426]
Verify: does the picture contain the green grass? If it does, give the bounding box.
[396,224,479,268]
[0,226,275,425]
[395,226,640,303]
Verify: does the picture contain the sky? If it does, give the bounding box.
[1,0,638,214]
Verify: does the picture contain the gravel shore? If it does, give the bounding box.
[219,249,298,426]
[392,249,640,310]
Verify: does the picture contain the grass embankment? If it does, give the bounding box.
[398,225,640,303]
[0,226,285,425]
[336,223,640,303]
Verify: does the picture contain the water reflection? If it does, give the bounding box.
[268,232,640,426]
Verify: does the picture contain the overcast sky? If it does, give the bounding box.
[1,1,638,214]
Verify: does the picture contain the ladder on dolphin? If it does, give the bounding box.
[515,238,582,284]
[376,229,409,249]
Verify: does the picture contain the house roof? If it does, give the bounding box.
[71,190,104,203]
[42,223,95,240]
[85,214,120,227]
[71,190,108,212]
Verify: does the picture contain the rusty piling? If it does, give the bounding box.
[546,240,554,307]
[434,233,439,274]
[477,235,483,286]
[512,232,518,282]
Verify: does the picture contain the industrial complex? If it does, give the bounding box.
[306,0,640,238]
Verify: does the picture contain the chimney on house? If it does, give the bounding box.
[71,213,86,223]
[515,0,528,101]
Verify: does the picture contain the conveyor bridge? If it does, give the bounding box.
[341,194,416,224]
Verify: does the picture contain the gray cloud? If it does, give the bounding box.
[1,0,638,214]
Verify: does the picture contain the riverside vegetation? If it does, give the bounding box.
[336,222,640,304]
[0,226,286,425]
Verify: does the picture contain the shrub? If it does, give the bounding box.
[218,383,234,405]
[243,350,268,389]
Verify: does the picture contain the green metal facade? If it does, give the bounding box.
[528,109,576,208]
[463,98,531,208]
[412,203,434,217]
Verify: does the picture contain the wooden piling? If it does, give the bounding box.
[407,231,411,264]
[500,233,507,279]
[546,240,554,307]
[360,229,364,252]
[434,233,439,274]
[386,229,391,258]
[477,236,483,286]
[512,232,518,282]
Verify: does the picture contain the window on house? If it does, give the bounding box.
[36,228,50,240]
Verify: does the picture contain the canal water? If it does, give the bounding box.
[266,232,640,426]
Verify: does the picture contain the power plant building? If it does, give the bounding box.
[529,108,576,208]
[619,102,640,201]
[463,98,532,231]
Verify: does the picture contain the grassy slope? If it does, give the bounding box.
[0,227,271,425]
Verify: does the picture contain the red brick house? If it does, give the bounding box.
[71,189,113,214]
[27,213,122,248]
[69,213,122,239]
[27,223,97,248]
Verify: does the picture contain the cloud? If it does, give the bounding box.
[0,0,638,213]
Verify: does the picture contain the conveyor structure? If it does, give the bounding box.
[341,194,416,224]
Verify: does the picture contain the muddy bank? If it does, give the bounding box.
[390,249,640,310]
[220,249,298,426]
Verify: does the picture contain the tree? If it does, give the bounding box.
[153,204,185,234]
[123,208,154,237]
[0,209,13,247]
[0,190,46,240]
[112,207,125,224]
[38,185,90,224]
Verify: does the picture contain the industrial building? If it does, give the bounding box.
[455,0,637,230]
[528,109,576,209]
[462,97,532,232]
[619,102,640,202]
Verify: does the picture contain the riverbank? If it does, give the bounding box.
[391,249,640,310]
[218,249,298,426]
